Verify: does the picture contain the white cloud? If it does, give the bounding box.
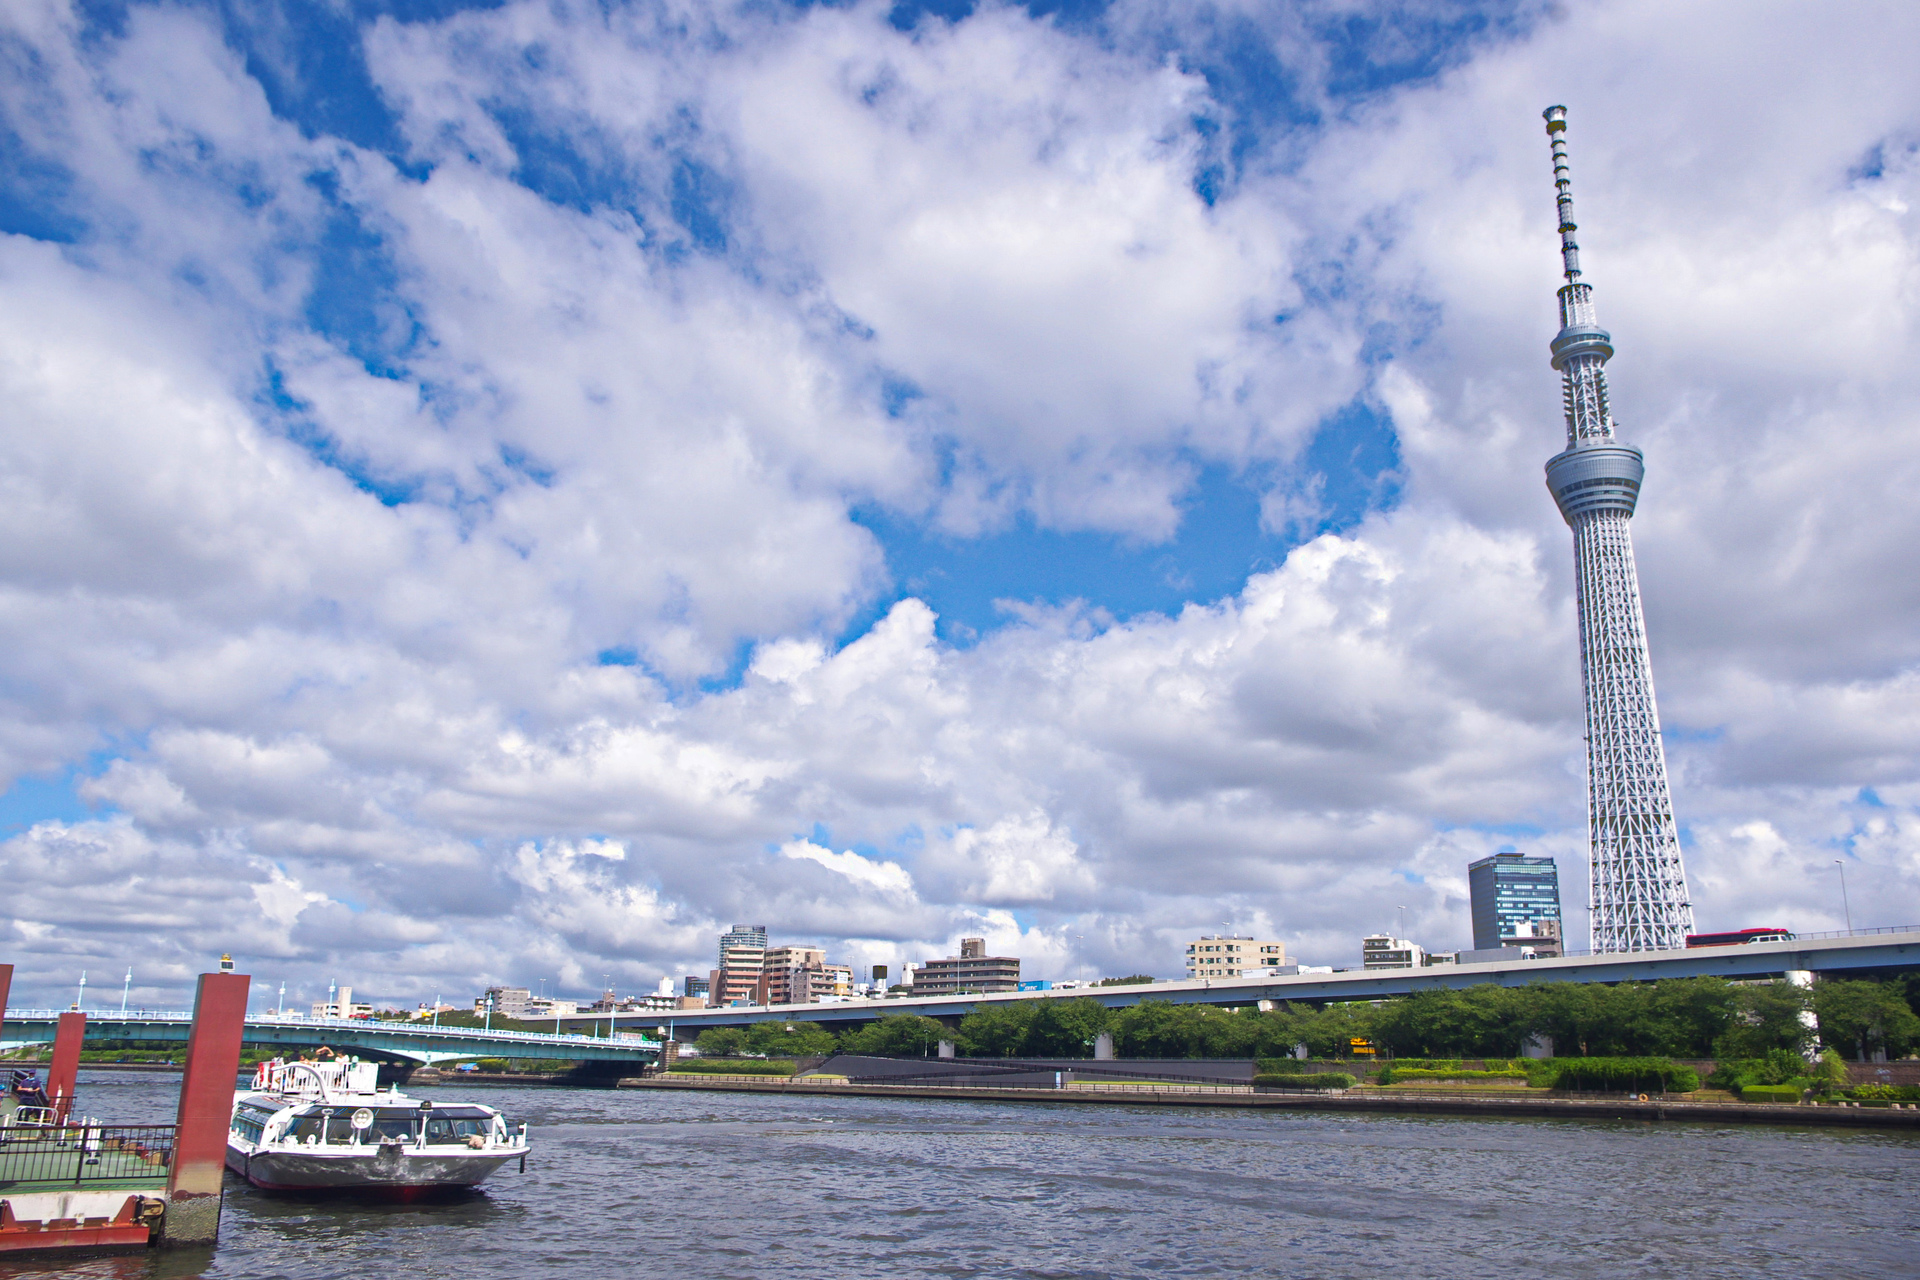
[779,839,916,899]
[0,0,1916,1009]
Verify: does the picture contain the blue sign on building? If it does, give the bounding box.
[1017,980,1052,991]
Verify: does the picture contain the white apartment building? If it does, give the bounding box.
[311,985,374,1019]
[1362,934,1426,969]
[1185,935,1288,979]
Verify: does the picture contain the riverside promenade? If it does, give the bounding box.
[615,1074,1920,1130]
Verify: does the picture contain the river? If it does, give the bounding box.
[6,1069,1914,1278]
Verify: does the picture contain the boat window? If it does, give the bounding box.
[423,1117,491,1143]
[288,1115,324,1142]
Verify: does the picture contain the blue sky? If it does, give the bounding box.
[1,0,1915,1005]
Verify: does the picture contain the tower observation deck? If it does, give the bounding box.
[1539,106,1694,951]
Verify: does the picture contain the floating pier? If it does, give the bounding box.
[0,963,249,1257]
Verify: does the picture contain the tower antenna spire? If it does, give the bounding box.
[1543,105,1580,282]
[1537,106,1694,953]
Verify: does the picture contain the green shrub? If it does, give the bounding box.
[1809,1048,1850,1094]
[1253,1072,1354,1090]
[1536,1057,1699,1093]
[1378,1067,1530,1085]
[1848,1083,1920,1102]
[670,1058,797,1076]
[1738,1083,1805,1103]
[1379,1059,1465,1073]
[1709,1048,1810,1091]
[474,1058,510,1072]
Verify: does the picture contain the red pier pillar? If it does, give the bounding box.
[0,964,11,1041]
[48,1012,86,1124]
[163,971,249,1245]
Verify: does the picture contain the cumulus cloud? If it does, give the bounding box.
[0,0,1916,1009]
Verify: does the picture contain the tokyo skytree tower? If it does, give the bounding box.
[1539,106,1695,952]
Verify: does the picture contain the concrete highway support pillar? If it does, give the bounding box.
[937,1040,955,1059]
[48,1011,86,1123]
[164,971,250,1246]
[1094,1032,1114,1061]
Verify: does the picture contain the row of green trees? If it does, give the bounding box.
[692,975,1920,1063]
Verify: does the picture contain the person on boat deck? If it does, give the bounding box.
[8,1068,49,1109]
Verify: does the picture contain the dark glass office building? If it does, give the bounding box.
[1468,853,1564,953]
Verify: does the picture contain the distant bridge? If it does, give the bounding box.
[0,1011,659,1067]
[575,926,1920,1035]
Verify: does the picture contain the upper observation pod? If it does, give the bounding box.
[1545,439,1643,521]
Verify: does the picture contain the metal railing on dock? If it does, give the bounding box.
[0,1123,176,1189]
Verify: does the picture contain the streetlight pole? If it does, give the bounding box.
[1834,859,1853,934]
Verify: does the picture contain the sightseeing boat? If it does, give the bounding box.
[226,1058,528,1196]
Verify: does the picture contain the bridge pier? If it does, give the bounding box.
[374,1060,422,1089]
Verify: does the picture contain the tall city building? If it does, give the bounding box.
[1467,853,1564,955]
[711,924,768,1006]
[1538,106,1695,951]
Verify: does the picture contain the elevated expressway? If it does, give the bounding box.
[0,1011,659,1067]
[608,927,1920,1035]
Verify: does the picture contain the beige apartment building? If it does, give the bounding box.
[911,938,1021,995]
[1184,935,1288,979]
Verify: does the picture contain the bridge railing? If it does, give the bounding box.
[1,1010,655,1049]
[1491,925,1920,962]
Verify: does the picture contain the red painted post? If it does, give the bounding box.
[0,964,10,1046]
[48,1011,86,1124]
[163,971,249,1245]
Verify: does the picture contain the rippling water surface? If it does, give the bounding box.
[7,1070,1915,1279]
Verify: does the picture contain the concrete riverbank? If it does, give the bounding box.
[616,1074,1920,1129]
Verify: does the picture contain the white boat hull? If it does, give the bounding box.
[227,1141,516,1192]
[226,1059,527,1197]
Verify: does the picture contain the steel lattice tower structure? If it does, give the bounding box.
[1539,105,1694,952]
